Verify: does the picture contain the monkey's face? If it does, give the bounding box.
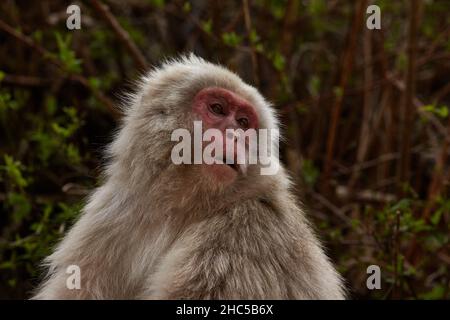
[191,87,259,185]
[130,57,280,197]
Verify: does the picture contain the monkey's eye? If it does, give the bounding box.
[237,117,249,128]
[209,103,225,115]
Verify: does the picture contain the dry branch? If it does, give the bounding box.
[322,0,368,189]
[0,18,121,119]
[242,0,260,86]
[90,0,149,71]
[1,74,51,87]
[398,0,421,189]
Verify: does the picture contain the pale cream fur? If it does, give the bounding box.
[32,54,346,299]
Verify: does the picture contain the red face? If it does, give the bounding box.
[192,87,259,183]
[193,87,259,131]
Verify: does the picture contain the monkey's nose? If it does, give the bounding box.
[226,130,239,141]
[224,131,244,165]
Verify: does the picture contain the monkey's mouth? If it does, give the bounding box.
[226,163,239,172]
[208,155,241,176]
[219,154,240,173]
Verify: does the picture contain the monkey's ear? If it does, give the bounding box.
[145,104,168,117]
[157,108,168,116]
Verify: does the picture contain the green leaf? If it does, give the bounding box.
[45,95,57,115]
[390,199,411,212]
[183,1,191,12]
[2,155,28,188]
[55,32,82,74]
[0,89,19,112]
[395,52,407,72]
[222,32,242,47]
[249,29,260,44]
[0,261,14,270]
[150,0,165,8]
[333,86,344,98]
[7,192,32,223]
[431,209,442,225]
[88,77,101,90]
[201,19,213,35]
[301,159,320,187]
[419,285,446,299]
[66,143,81,165]
[272,51,285,71]
[422,104,449,118]
[309,75,321,96]
[308,0,326,15]
[7,279,17,288]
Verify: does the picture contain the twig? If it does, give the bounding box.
[309,191,352,224]
[407,106,450,264]
[419,26,450,64]
[322,0,367,189]
[433,82,450,102]
[336,185,397,203]
[392,209,401,298]
[1,74,50,87]
[89,0,149,71]
[348,25,374,189]
[387,72,447,138]
[242,0,260,86]
[163,4,253,56]
[398,0,421,190]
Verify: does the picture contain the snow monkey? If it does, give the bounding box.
[33,55,345,299]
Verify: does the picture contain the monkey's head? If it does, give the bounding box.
[110,55,284,201]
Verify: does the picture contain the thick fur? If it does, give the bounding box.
[32,55,345,299]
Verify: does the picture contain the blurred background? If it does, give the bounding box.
[0,0,449,299]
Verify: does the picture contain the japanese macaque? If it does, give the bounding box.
[33,55,345,299]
